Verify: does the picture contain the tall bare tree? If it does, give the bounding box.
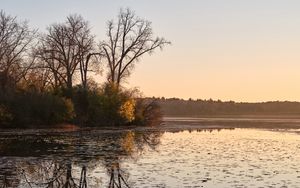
[0,10,36,91]
[99,8,170,87]
[36,14,97,92]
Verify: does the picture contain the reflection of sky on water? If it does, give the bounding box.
[132,129,300,187]
[0,125,300,187]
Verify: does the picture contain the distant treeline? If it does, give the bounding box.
[154,98,300,116]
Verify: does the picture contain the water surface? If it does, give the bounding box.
[0,118,300,187]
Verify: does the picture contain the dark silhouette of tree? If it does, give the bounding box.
[0,10,36,92]
[79,52,101,90]
[100,8,170,87]
[0,9,167,127]
[20,62,54,92]
[36,14,97,92]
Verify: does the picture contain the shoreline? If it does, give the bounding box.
[2,115,300,130]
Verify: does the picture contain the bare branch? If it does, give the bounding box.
[100,8,170,87]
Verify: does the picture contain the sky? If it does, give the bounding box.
[2,0,300,102]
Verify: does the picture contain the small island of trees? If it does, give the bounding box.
[0,8,170,128]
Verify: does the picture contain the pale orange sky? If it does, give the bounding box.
[3,0,300,102]
[128,38,300,102]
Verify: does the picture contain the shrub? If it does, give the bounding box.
[134,99,162,126]
[74,83,139,126]
[0,91,75,127]
[0,83,162,128]
[0,105,13,126]
[119,98,136,123]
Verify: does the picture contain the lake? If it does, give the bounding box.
[1,117,300,187]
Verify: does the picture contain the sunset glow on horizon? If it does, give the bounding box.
[3,0,300,102]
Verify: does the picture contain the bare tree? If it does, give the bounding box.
[70,14,102,90]
[36,14,97,92]
[0,10,36,91]
[20,61,54,92]
[99,8,170,87]
[34,44,66,91]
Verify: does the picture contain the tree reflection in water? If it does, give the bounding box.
[0,129,163,188]
[0,160,20,187]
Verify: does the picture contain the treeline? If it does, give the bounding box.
[0,8,169,127]
[156,98,300,116]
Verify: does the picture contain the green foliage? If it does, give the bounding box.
[0,105,13,126]
[72,86,89,125]
[73,87,110,126]
[0,91,75,127]
[99,83,126,125]
[72,83,143,126]
[0,83,163,128]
